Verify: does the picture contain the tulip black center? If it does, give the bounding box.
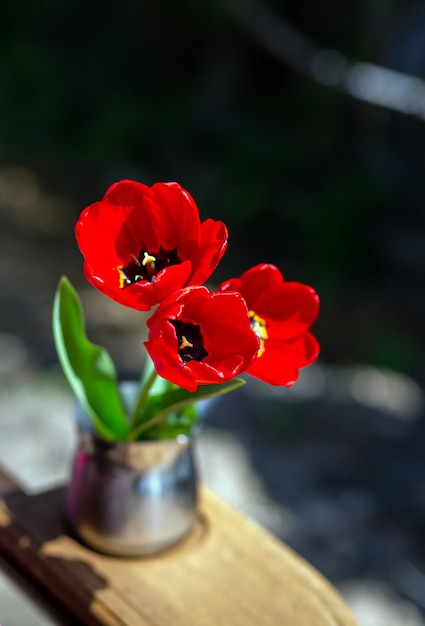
[170,320,208,364]
[119,246,180,286]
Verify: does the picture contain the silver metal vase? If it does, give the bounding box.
[65,390,198,556]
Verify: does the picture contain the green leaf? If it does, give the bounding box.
[129,378,245,440]
[52,276,129,441]
[141,404,198,440]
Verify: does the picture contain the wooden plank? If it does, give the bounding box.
[0,481,358,626]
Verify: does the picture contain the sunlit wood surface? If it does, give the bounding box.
[0,472,358,626]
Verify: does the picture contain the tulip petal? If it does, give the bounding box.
[255,282,319,340]
[219,263,320,386]
[145,286,259,391]
[76,180,228,311]
[247,332,320,386]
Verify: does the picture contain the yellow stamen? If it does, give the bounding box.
[142,252,156,266]
[118,266,127,288]
[249,310,268,357]
[179,336,194,351]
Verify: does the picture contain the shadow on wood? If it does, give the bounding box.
[0,479,358,626]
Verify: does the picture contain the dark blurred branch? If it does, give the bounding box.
[227,0,425,120]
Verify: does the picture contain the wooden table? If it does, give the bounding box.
[0,466,358,626]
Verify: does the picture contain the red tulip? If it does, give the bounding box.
[75,180,228,311]
[144,286,260,392]
[219,264,319,386]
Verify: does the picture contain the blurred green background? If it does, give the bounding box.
[3,4,425,621]
[2,0,425,377]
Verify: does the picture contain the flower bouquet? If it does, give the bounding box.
[53,180,319,555]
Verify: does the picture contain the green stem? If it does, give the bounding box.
[130,368,158,429]
[128,412,166,442]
